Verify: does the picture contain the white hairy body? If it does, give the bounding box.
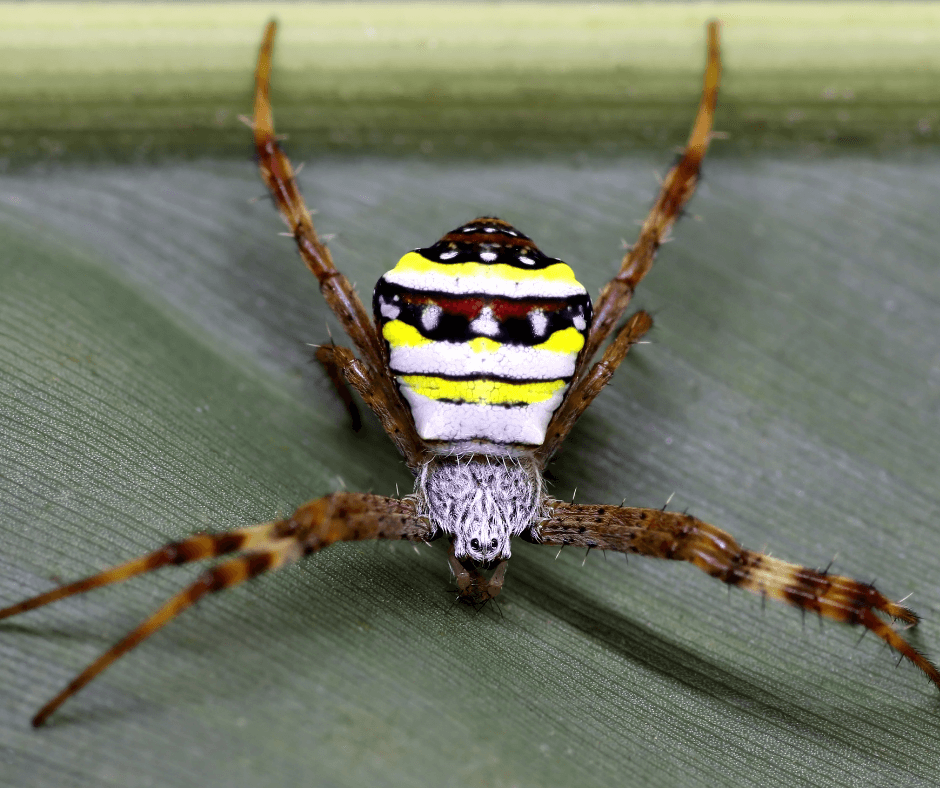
[416,456,545,562]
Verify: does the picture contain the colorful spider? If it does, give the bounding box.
[3,20,938,728]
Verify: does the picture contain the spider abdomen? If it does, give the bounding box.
[373,217,592,447]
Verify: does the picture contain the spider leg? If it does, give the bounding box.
[536,310,652,466]
[0,520,287,621]
[316,343,431,462]
[315,344,362,432]
[27,538,304,729]
[536,502,940,689]
[253,21,379,370]
[577,21,721,371]
[448,543,509,606]
[1,493,431,726]
[252,21,427,467]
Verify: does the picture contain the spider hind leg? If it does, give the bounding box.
[314,343,363,431]
[252,20,428,469]
[538,310,653,465]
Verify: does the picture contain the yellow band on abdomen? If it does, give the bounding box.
[398,375,567,405]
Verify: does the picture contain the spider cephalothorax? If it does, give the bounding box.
[416,455,545,563]
[3,20,938,729]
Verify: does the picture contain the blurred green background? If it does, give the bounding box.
[3,2,940,166]
[1,4,939,788]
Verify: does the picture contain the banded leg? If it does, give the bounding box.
[252,21,427,467]
[536,502,940,689]
[1,493,430,726]
[578,21,721,371]
[536,310,652,466]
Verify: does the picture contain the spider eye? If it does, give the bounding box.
[470,538,480,550]
[490,538,498,548]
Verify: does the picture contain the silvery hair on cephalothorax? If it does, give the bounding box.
[415,456,544,563]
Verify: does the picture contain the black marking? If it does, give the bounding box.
[783,568,829,614]
[246,552,275,578]
[214,533,247,556]
[374,278,591,347]
[425,397,546,409]
[388,368,571,386]
[419,241,562,270]
[417,218,566,270]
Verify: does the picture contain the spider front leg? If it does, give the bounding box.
[536,502,940,689]
[1,493,431,726]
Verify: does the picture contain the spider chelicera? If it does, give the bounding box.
[3,20,938,728]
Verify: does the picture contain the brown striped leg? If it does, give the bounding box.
[316,343,431,463]
[448,543,509,606]
[1,493,430,726]
[253,20,381,371]
[577,21,721,372]
[0,520,286,622]
[252,21,427,468]
[536,310,652,466]
[315,344,362,431]
[536,502,940,689]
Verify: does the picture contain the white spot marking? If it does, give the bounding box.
[479,251,497,262]
[380,301,401,320]
[573,315,586,331]
[439,250,458,260]
[469,306,500,337]
[421,304,442,331]
[529,310,548,337]
[517,255,535,266]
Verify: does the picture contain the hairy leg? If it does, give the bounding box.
[536,310,652,466]
[1,493,430,726]
[579,21,721,370]
[535,502,940,689]
[316,343,432,461]
[252,21,427,467]
[253,21,381,370]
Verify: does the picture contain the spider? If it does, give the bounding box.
[3,20,938,728]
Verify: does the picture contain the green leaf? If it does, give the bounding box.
[4,2,940,165]
[2,5,939,788]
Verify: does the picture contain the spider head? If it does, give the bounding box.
[416,455,543,562]
[453,523,509,564]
